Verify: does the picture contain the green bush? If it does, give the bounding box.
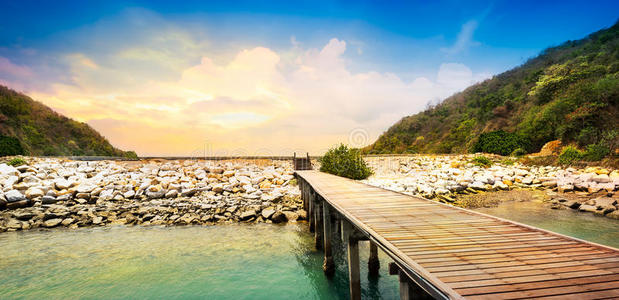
[510,148,527,157]
[558,146,584,165]
[583,143,610,161]
[7,157,26,167]
[124,151,139,160]
[471,156,492,168]
[320,144,373,180]
[0,135,25,156]
[473,130,529,156]
[500,158,515,166]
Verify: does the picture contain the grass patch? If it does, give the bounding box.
[471,156,492,168]
[7,157,26,167]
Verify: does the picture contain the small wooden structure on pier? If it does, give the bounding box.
[296,170,619,300]
[293,152,312,170]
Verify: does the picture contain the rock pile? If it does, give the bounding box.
[0,158,304,232]
[362,155,619,218]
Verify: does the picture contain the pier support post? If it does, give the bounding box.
[342,220,361,300]
[389,263,434,300]
[308,189,314,233]
[314,196,323,250]
[399,272,411,300]
[368,241,380,277]
[322,202,335,276]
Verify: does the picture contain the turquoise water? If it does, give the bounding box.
[1,202,618,299]
[0,224,399,299]
[476,200,619,248]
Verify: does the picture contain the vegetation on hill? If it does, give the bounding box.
[0,85,137,157]
[365,21,619,159]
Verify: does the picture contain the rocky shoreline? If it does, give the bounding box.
[2,155,618,233]
[0,158,304,232]
[362,155,619,219]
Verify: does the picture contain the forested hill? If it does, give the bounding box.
[365,21,618,156]
[0,85,136,157]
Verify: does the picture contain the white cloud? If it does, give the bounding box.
[440,20,481,55]
[16,31,489,156]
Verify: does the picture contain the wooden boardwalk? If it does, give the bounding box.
[296,170,619,300]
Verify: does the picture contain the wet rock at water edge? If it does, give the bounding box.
[261,208,276,219]
[6,218,23,230]
[43,218,63,228]
[578,205,597,213]
[271,211,287,223]
[240,210,256,221]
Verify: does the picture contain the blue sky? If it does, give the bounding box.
[0,0,617,155]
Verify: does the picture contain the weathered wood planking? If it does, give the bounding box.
[296,170,619,300]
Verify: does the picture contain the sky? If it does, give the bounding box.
[0,1,617,156]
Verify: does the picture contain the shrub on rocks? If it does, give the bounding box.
[471,156,492,168]
[320,144,373,180]
[558,146,583,165]
[472,130,529,156]
[7,157,26,167]
[583,143,610,161]
[510,148,527,157]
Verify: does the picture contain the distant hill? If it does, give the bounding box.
[365,21,618,155]
[0,85,136,157]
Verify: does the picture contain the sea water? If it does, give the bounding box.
[1,201,618,299]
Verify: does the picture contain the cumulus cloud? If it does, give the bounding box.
[10,18,490,156]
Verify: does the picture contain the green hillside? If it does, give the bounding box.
[0,85,137,157]
[365,21,619,156]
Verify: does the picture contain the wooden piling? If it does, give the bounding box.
[322,202,335,276]
[314,196,323,250]
[346,231,361,300]
[368,241,380,277]
[308,189,314,233]
[399,271,411,300]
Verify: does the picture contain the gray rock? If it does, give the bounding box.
[564,201,581,209]
[261,208,276,219]
[92,216,103,225]
[283,211,299,222]
[470,181,486,191]
[0,164,19,176]
[6,218,22,229]
[606,210,619,220]
[594,197,617,208]
[13,211,36,221]
[558,185,574,193]
[5,190,26,203]
[180,188,197,197]
[43,218,63,228]
[240,210,256,221]
[602,206,616,215]
[542,180,557,188]
[591,174,610,183]
[165,190,178,198]
[6,200,30,209]
[61,218,75,226]
[578,205,597,212]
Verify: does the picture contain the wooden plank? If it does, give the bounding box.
[456,274,619,296]
[295,171,619,299]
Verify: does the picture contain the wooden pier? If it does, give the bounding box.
[295,170,619,300]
